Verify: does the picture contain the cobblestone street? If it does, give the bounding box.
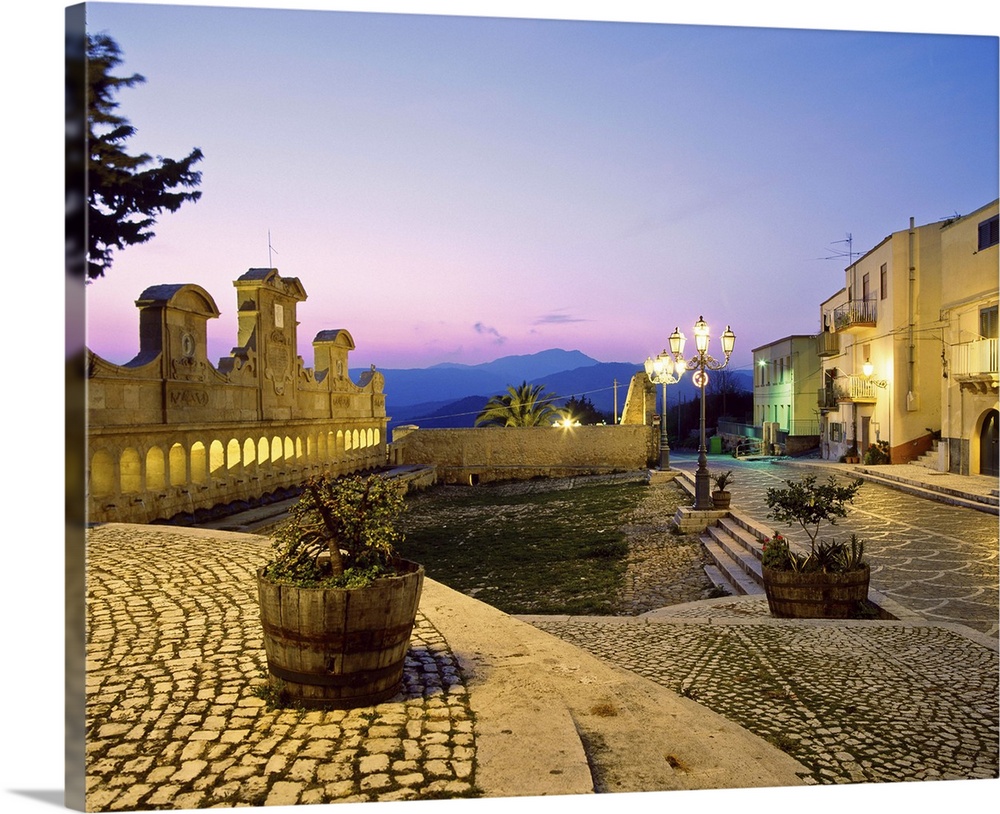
[85,526,478,810]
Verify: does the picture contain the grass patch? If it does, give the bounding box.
[398,479,647,615]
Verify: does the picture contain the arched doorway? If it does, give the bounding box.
[981,409,999,477]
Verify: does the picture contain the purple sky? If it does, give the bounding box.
[79,1,998,377]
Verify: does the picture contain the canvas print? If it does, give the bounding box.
[61,2,998,812]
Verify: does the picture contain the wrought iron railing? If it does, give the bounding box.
[832,299,877,330]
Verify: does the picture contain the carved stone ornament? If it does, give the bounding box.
[171,355,207,381]
[265,330,291,394]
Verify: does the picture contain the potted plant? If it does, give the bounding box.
[843,445,861,464]
[761,474,869,618]
[256,472,424,709]
[711,470,734,509]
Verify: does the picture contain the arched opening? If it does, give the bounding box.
[243,438,256,468]
[271,435,283,463]
[258,437,269,465]
[980,409,999,477]
[343,430,351,451]
[227,439,241,471]
[169,443,186,486]
[190,442,207,484]
[145,447,165,490]
[90,450,115,496]
[120,448,142,493]
[209,440,225,475]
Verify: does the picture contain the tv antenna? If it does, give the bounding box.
[268,230,279,268]
[815,233,857,265]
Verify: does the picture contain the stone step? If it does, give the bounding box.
[705,524,763,582]
[700,536,764,596]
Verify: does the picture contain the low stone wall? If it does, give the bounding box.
[390,425,656,485]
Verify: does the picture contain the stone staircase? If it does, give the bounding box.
[701,512,769,596]
[909,440,942,471]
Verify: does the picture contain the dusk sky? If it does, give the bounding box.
[79,2,998,377]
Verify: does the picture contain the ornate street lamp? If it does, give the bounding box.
[644,350,684,469]
[669,317,736,510]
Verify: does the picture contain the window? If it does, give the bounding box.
[981,305,998,340]
[862,272,870,301]
[880,263,887,299]
[978,215,999,250]
[830,423,842,442]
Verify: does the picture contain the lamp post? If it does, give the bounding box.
[669,317,736,510]
[644,350,684,469]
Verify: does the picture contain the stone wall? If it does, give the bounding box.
[87,269,388,524]
[390,425,656,484]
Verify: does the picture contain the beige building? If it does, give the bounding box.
[940,200,999,475]
[816,199,999,471]
[751,335,824,454]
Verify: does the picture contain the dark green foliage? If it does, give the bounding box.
[560,394,611,425]
[765,474,864,546]
[77,33,203,279]
[762,533,867,573]
[475,381,561,427]
[863,440,891,465]
[262,473,405,588]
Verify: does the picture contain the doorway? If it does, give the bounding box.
[981,410,999,477]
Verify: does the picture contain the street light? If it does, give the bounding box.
[644,350,684,469]
[669,317,736,510]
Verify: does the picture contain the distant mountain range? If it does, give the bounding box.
[352,348,752,431]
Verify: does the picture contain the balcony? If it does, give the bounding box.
[832,299,877,332]
[816,331,840,357]
[835,376,879,403]
[951,338,999,391]
[817,387,839,412]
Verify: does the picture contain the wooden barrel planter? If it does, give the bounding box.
[762,565,870,619]
[257,559,424,709]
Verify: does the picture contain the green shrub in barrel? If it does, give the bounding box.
[761,475,869,619]
[257,473,424,709]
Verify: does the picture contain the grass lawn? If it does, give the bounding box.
[397,477,660,615]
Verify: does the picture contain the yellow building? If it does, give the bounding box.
[751,335,824,455]
[817,200,999,470]
[940,200,999,475]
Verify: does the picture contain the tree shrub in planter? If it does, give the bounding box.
[711,470,734,510]
[256,473,424,709]
[762,475,869,618]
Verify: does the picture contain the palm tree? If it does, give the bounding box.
[475,381,562,427]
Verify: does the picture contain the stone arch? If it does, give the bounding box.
[243,438,256,468]
[120,448,142,493]
[271,435,283,463]
[91,450,115,496]
[341,429,350,452]
[296,436,304,460]
[374,428,381,446]
[227,439,241,471]
[258,437,269,465]
[317,432,327,460]
[169,443,186,486]
[284,436,294,460]
[209,440,225,475]
[190,442,207,484]
[145,447,165,490]
[352,429,361,449]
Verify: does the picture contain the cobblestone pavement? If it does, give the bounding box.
[526,455,999,787]
[677,455,1000,637]
[527,612,999,786]
[85,525,478,811]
